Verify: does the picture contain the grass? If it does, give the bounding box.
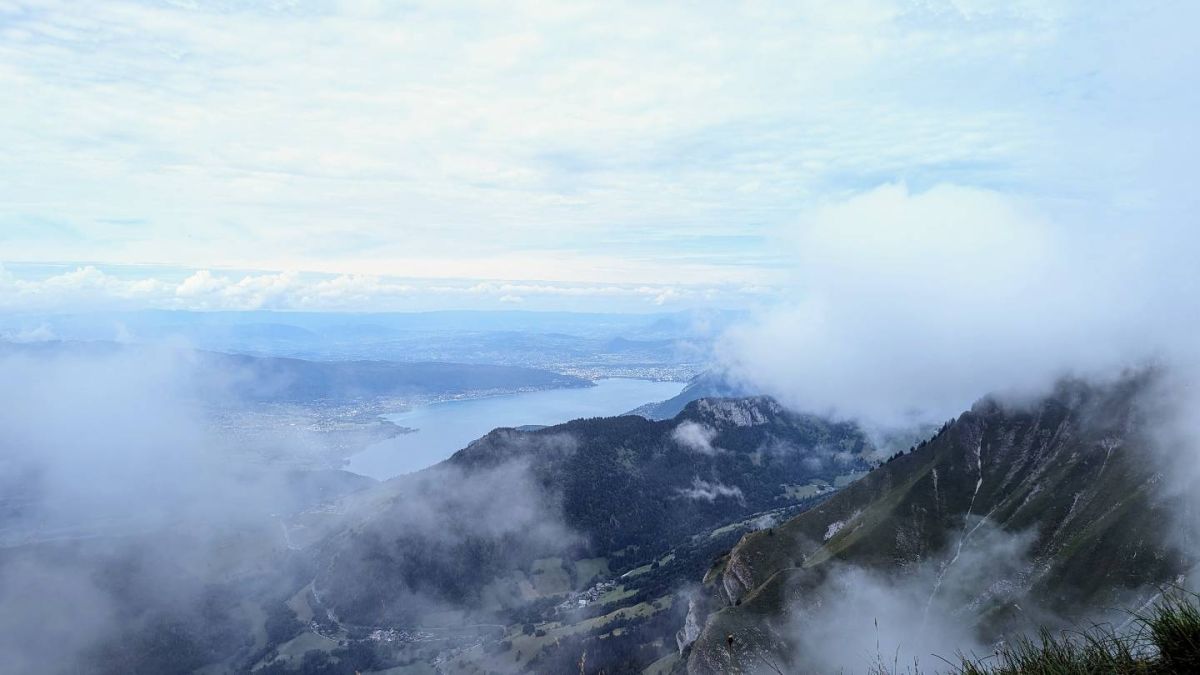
[780,481,830,500]
[855,590,1200,675]
[530,557,571,595]
[444,595,675,673]
[948,590,1200,675]
[573,557,610,587]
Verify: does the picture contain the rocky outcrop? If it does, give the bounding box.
[693,397,785,427]
[675,596,703,654]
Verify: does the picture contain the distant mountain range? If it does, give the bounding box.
[0,309,743,377]
[0,340,591,403]
[194,351,591,402]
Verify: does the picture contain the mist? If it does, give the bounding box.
[0,345,363,671]
[673,420,721,455]
[1,346,261,540]
[781,524,1053,674]
[717,183,1198,428]
[315,450,581,627]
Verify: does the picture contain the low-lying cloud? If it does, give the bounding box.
[773,522,1060,674]
[673,420,721,455]
[0,264,765,313]
[0,342,592,672]
[0,346,254,538]
[0,347,282,671]
[317,452,580,625]
[678,477,744,503]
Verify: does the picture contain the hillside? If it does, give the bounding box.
[683,373,1193,673]
[280,397,875,673]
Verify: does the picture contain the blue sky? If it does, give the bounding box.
[1,1,1196,311]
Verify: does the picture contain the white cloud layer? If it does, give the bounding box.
[3,1,1193,295]
[0,263,771,311]
[672,420,720,455]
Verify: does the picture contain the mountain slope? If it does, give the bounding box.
[684,373,1192,673]
[314,397,874,627]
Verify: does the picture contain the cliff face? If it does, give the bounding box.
[686,373,1192,673]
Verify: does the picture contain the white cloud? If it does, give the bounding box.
[1,323,55,343]
[718,182,1197,425]
[0,263,766,312]
[677,477,743,502]
[672,420,720,455]
[4,0,1186,288]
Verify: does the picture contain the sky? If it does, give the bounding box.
[1,0,1196,311]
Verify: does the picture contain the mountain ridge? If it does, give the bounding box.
[683,371,1192,673]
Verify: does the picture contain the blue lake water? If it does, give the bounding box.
[346,378,684,479]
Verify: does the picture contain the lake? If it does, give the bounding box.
[345,378,685,479]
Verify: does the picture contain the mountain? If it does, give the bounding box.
[682,372,1192,674]
[0,309,737,378]
[0,340,591,403]
[283,397,875,673]
[630,370,753,420]
[193,351,590,402]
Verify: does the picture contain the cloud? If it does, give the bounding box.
[317,451,582,624]
[677,477,743,502]
[0,345,302,670]
[0,322,55,342]
[784,524,1041,673]
[0,345,290,539]
[0,341,588,669]
[0,556,119,674]
[672,420,721,455]
[5,1,1193,284]
[1130,367,1200,576]
[0,263,767,312]
[717,182,1196,426]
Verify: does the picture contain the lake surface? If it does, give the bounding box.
[346,378,684,479]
